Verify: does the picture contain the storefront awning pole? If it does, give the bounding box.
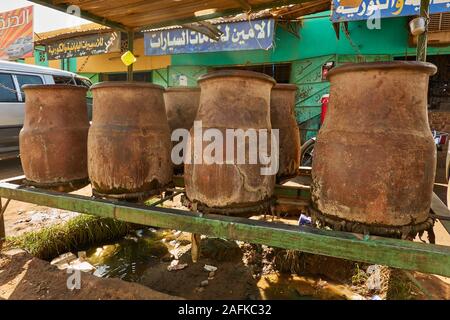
[416,0,430,62]
[127,31,134,82]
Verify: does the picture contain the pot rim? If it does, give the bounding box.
[22,84,88,91]
[273,83,298,91]
[91,81,165,91]
[165,87,200,93]
[327,61,437,78]
[198,70,276,85]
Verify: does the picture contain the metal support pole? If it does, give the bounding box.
[127,31,134,82]
[416,0,430,62]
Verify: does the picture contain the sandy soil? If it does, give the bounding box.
[0,250,181,300]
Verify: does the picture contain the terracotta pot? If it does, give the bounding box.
[88,82,172,201]
[311,61,437,237]
[164,87,200,174]
[271,84,301,183]
[20,85,89,192]
[185,70,276,215]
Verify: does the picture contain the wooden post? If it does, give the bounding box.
[416,0,430,62]
[0,197,5,243]
[127,31,134,82]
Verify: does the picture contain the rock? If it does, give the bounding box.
[3,249,27,257]
[195,287,205,293]
[200,280,209,287]
[50,252,77,267]
[209,271,216,278]
[204,265,218,273]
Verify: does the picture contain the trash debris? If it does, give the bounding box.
[78,251,87,261]
[70,259,96,272]
[298,214,312,226]
[173,230,182,237]
[204,265,218,272]
[349,294,366,300]
[371,295,382,300]
[169,240,178,247]
[135,229,144,237]
[50,252,77,267]
[167,260,188,272]
[209,271,216,278]
[51,254,95,273]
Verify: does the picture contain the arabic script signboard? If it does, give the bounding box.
[46,32,121,60]
[144,19,274,56]
[332,0,450,22]
[0,6,33,61]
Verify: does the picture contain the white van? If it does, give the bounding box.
[0,60,92,160]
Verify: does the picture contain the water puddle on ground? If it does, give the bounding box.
[84,228,357,300]
[86,228,171,282]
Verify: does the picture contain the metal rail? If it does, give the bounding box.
[1,181,450,277]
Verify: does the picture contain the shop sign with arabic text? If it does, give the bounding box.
[46,32,121,60]
[332,0,450,22]
[144,19,274,56]
[0,6,33,60]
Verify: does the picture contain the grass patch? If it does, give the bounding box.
[5,214,133,261]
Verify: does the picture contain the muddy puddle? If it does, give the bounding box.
[83,227,362,300]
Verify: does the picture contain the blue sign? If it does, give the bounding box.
[144,19,274,56]
[332,0,450,22]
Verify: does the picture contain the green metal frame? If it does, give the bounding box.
[1,180,450,278]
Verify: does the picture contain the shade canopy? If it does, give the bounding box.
[29,0,328,31]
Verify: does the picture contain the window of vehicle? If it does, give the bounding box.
[75,77,92,88]
[15,74,44,101]
[0,73,18,103]
[53,75,75,85]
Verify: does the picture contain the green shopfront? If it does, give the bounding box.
[150,11,450,143]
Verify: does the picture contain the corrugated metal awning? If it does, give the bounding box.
[28,0,328,32]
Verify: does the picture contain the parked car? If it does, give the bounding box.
[0,60,92,160]
[6,36,34,60]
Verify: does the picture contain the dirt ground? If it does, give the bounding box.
[0,250,181,300]
[1,158,450,300]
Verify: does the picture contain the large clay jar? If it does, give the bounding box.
[88,82,172,201]
[164,87,200,174]
[185,70,276,216]
[20,85,89,192]
[271,84,301,183]
[311,61,437,238]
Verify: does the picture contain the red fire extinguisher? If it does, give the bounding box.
[320,94,330,125]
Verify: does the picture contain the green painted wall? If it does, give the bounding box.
[171,13,450,67]
[166,12,450,140]
[34,48,49,67]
